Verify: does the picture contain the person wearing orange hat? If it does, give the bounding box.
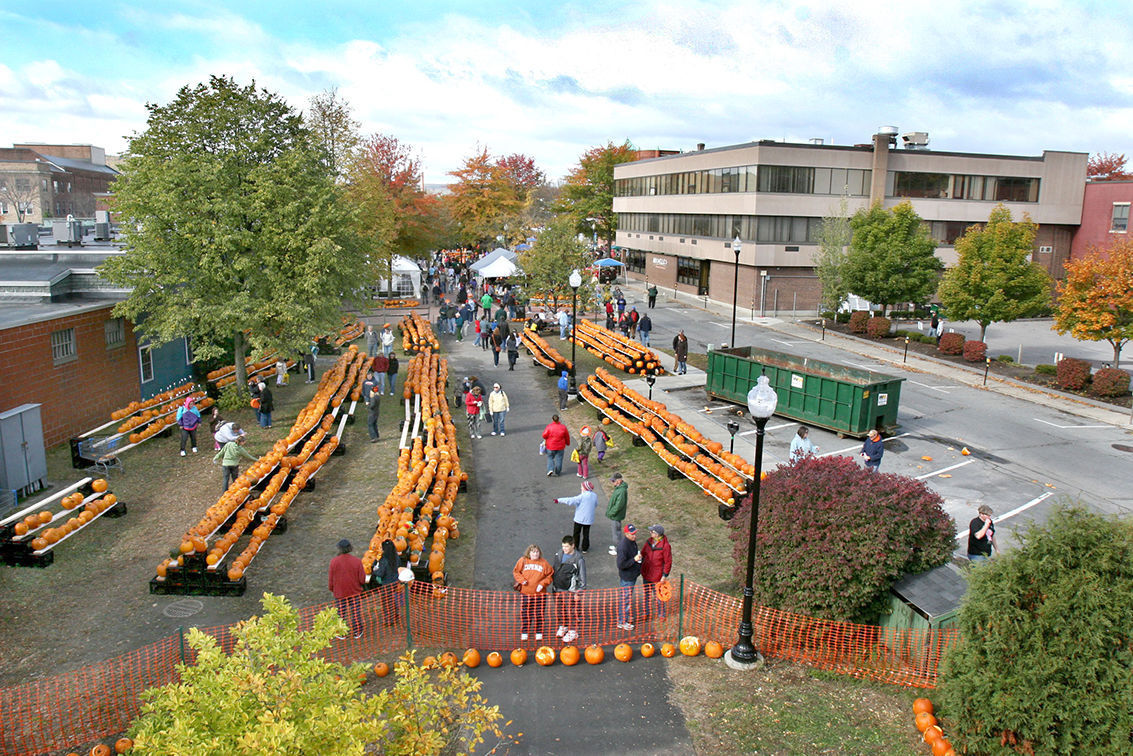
[379,323,395,356]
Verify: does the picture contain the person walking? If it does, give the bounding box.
[371,538,401,625]
[275,358,288,386]
[512,544,553,641]
[640,525,673,621]
[967,504,999,563]
[328,539,366,639]
[647,283,658,309]
[176,396,201,457]
[505,331,520,370]
[672,330,689,375]
[386,353,399,396]
[551,535,587,644]
[637,313,652,347]
[213,435,256,491]
[861,429,884,472]
[488,382,510,436]
[455,305,465,342]
[366,384,381,442]
[304,350,316,383]
[558,308,571,341]
[616,293,626,318]
[928,311,940,340]
[371,352,389,396]
[480,290,495,321]
[465,385,484,439]
[380,324,395,356]
[615,524,642,631]
[604,300,615,330]
[556,480,598,553]
[542,414,570,477]
[789,426,818,463]
[593,425,610,463]
[557,370,570,410]
[366,324,379,356]
[256,382,273,428]
[628,307,640,339]
[574,426,593,478]
[490,326,503,367]
[606,472,628,555]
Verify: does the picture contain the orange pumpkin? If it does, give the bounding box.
[114,737,135,753]
[439,651,459,668]
[510,648,528,666]
[90,745,112,756]
[486,651,504,668]
[534,646,556,666]
[923,725,944,744]
[560,645,581,666]
[679,636,701,656]
[91,479,108,493]
[613,643,633,662]
[660,642,677,658]
[373,661,390,677]
[913,697,934,716]
[931,739,953,756]
[915,711,937,733]
[640,642,656,658]
[704,640,724,659]
[584,644,605,664]
[655,579,673,603]
[462,649,481,668]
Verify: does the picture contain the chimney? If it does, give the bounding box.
[869,127,897,204]
[696,143,705,151]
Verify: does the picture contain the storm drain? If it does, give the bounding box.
[162,598,204,618]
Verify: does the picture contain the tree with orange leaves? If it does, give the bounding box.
[446,146,533,247]
[1053,238,1133,366]
[1086,152,1132,181]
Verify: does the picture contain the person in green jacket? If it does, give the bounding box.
[212,435,257,491]
[606,472,629,555]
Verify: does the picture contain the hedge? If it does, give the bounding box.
[848,311,870,333]
[962,340,987,362]
[938,332,965,355]
[1056,357,1091,391]
[1090,367,1130,397]
[865,316,891,339]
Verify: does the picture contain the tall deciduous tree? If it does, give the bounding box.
[101,76,370,390]
[446,147,528,247]
[305,88,360,181]
[556,140,636,242]
[0,177,39,223]
[936,205,1051,341]
[815,194,853,312]
[1087,152,1132,181]
[518,215,592,310]
[1053,238,1133,366]
[842,201,941,314]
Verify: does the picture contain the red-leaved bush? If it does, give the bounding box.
[1089,367,1130,397]
[1056,357,1091,391]
[848,311,870,334]
[865,316,891,339]
[938,332,965,355]
[728,456,955,622]
[962,340,987,362]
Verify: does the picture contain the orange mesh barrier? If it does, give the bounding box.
[0,581,958,755]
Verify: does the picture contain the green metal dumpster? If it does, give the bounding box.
[705,346,904,437]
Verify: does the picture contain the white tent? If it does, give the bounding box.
[478,256,519,279]
[470,247,518,272]
[376,255,423,297]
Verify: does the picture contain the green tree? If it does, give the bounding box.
[101,76,371,390]
[305,87,360,181]
[128,593,503,754]
[556,140,637,242]
[1053,238,1133,366]
[936,205,1051,342]
[842,201,942,314]
[939,506,1133,755]
[518,215,593,310]
[814,194,853,312]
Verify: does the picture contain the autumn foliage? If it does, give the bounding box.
[938,332,965,355]
[727,456,954,622]
[1056,357,1092,391]
[962,340,987,362]
[1054,239,1133,365]
[1087,151,1132,181]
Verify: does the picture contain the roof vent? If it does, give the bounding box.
[901,131,930,150]
[696,142,705,151]
[809,138,825,145]
[877,125,899,136]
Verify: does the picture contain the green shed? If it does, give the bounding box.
[705,346,904,437]
[877,563,968,670]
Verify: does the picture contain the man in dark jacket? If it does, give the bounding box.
[256,383,273,428]
[366,384,381,442]
[615,524,642,630]
[861,429,884,472]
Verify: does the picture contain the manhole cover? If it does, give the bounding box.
[1113,444,1133,453]
[162,598,204,618]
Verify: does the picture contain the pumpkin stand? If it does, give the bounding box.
[570,318,665,376]
[578,368,750,509]
[399,313,440,354]
[208,353,294,391]
[334,317,365,348]
[1,477,126,568]
[150,348,369,596]
[519,329,572,375]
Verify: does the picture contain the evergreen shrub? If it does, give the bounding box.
[995,354,1014,362]
[1090,367,1130,397]
[1035,363,1057,375]
[1055,357,1091,390]
[962,340,987,362]
[938,332,965,355]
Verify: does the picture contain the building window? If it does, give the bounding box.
[757,166,815,194]
[755,216,822,244]
[624,249,645,273]
[992,176,1040,202]
[51,327,76,364]
[104,317,125,347]
[1111,203,1129,233]
[893,172,950,198]
[676,256,700,286]
[139,346,154,383]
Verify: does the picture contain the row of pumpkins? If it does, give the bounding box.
[14,479,114,551]
[375,298,420,309]
[572,318,665,376]
[66,738,133,756]
[208,352,285,388]
[108,382,195,421]
[399,312,440,353]
[334,317,365,347]
[913,698,957,756]
[362,348,465,583]
[520,328,572,372]
[154,349,367,582]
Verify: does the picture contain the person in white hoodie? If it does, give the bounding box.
[556,480,598,553]
[487,382,510,436]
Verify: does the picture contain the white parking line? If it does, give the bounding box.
[771,338,800,347]
[954,492,1053,540]
[818,432,911,457]
[709,322,729,328]
[909,380,952,394]
[846,362,876,370]
[899,406,926,417]
[698,404,732,413]
[914,459,974,480]
[1034,419,1111,429]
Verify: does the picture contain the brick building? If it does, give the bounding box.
[1071,180,1132,260]
[0,144,118,224]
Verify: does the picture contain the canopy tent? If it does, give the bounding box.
[470,247,518,272]
[375,255,422,297]
[514,242,531,251]
[478,256,520,279]
[594,258,624,267]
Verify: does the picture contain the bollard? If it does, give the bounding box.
[984,357,991,386]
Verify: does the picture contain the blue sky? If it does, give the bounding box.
[2,1,1130,183]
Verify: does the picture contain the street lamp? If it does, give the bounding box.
[725,374,778,671]
[726,419,740,454]
[568,269,582,396]
[731,236,742,347]
[645,373,656,401]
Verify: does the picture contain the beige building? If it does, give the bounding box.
[612,130,1086,315]
[0,144,119,225]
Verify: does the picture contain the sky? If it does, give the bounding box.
[1,0,1131,184]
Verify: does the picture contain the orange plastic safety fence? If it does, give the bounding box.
[0,581,958,756]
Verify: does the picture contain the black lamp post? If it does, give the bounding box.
[568,269,582,396]
[645,373,656,401]
[726,419,740,454]
[731,236,742,347]
[725,374,778,670]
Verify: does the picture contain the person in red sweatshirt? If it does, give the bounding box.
[640,524,673,621]
[512,544,554,641]
[328,539,366,639]
[542,414,571,477]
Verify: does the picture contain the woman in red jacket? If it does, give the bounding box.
[512,544,554,641]
[542,414,571,477]
[465,385,484,439]
[639,524,672,621]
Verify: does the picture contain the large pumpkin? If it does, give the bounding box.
[534,646,556,666]
[613,643,633,662]
[439,651,459,668]
[91,479,108,493]
[915,712,937,733]
[923,725,944,745]
[486,651,504,668]
[510,648,528,666]
[912,697,934,716]
[462,649,481,668]
[584,644,605,664]
[704,640,724,659]
[560,646,580,666]
[90,746,112,756]
[660,642,677,658]
[114,737,134,753]
[373,662,390,677]
[679,635,701,656]
[655,579,673,603]
[640,642,656,658]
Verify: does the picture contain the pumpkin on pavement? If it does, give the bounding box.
[584,644,605,664]
[560,646,580,666]
[534,646,556,666]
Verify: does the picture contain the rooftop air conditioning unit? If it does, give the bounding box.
[902,132,930,149]
[52,219,83,245]
[5,223,39,248]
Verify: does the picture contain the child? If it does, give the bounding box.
[575,426,593,479]
[552,535,587,644]
[593,426,610,462]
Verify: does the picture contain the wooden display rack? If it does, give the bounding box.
[1,478,127,568]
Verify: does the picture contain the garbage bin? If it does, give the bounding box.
[706,346,904,437]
